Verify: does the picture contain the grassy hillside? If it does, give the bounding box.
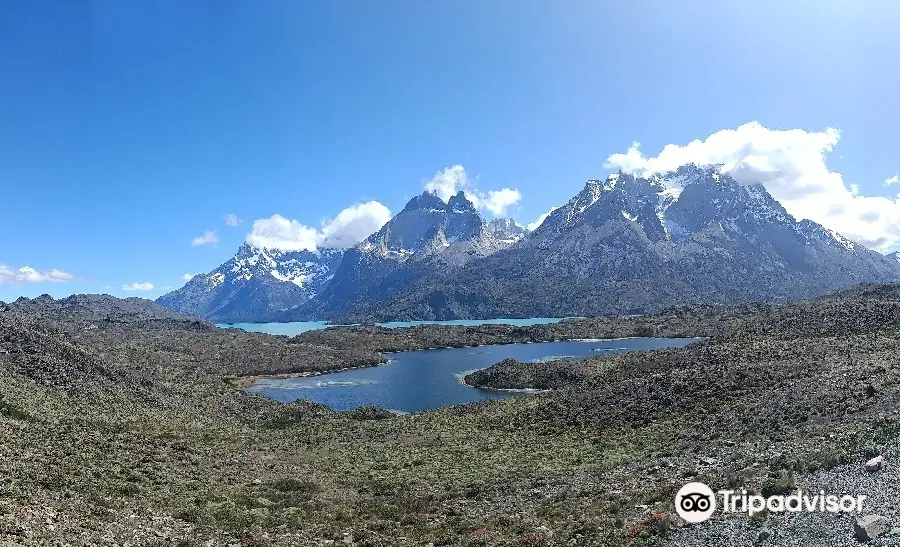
[1,286,898,545]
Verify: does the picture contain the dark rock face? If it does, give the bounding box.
[156,243,344,323]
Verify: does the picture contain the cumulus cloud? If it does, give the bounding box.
[527,206,560,231]
[122,282,154,291]
[425,165,469,202]
[246,214,320,252]
[247,202,392,252]
[320,201,392,248]
[481,188,523,216]
[424,165,523,216]
[191,230,219,247]
[224,213,242,226]
[604,122,900,252]
[181,273,196,282]
[886,174,899,186]
[0,265,74,284]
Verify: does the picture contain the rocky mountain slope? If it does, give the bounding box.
[156,243,344,322]
[158,165,900,323]
[343,165,900,320]
[284,191,526,320]
[159,190,527,323]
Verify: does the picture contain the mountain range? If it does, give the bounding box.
[158,165,900,322]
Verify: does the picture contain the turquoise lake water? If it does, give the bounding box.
[217,317,565,336]
[245,337,699,413]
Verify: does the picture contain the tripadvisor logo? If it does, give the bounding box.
[675,482,717,523]
[675,482,867,523]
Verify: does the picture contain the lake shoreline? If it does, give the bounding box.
[229,340,588,388]
[227,360,389,388]
[229,335,702,391]
[241,337,699,412]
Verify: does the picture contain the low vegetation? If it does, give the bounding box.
[0,286,898,545]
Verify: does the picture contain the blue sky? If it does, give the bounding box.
[2,0,899,301]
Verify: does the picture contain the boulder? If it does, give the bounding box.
[864,455,884,473]
[754,527,772,546]
[854,515,889,542]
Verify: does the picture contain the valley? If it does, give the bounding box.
[1,286,898,545]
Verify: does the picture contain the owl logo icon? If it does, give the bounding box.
[675,482,717,523]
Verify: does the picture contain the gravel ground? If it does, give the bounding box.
[667,438,900,546]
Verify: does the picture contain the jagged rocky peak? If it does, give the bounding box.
[156,238,346,322]
[533,163,870,253]
[362,189,483,257]
[448,190,477,213]
[402,190,448,213]
[484,217,527,242]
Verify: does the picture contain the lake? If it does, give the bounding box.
[217,317,566,336]
[245,337,699,413]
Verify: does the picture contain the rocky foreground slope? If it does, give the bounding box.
[1,287,899,545]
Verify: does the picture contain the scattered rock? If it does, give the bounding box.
[754,527,772,545]
[854,515,890,542]
[865,456,884,473]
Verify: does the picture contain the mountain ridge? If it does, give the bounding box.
[157,165,900,322]
[156,244,344,322]
[327,165,900,321]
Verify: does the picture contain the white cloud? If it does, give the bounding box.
[481,188,523,216]
[246,214,320,252]
[224,213,242,226]
[0,265,74,284]
[246,202,391,252]
[886,174,899,186]
[425,165,469,202]
[424,165,522,216]
[122,282,154,291]
[181,273,196,282]
[191,230,219,247]
[320,201,392,248]
[527,206,559,231]
[604,122,900,252]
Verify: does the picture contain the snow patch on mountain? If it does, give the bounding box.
[156,243,345,321]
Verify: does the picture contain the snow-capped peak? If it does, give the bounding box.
[564,179,605,223]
